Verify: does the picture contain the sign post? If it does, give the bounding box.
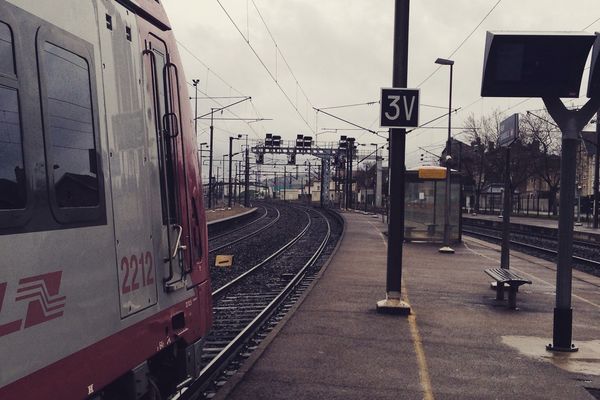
[481,31,600,351]
[376,0,417,315]
[499,113,519,270]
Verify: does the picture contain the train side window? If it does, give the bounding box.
[0,86,25,210]
[41,42,99,208]
[0,22,14,76]
[0,20,25,212]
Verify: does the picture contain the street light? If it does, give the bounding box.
[435,57,455,254]
[192,79,200,136]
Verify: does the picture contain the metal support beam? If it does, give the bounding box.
[208,111,214,208]
[544,96,600,352]
[377,0,411,315]
[595,110,600,229]
[501,147,511,269]
[244,147,250,207]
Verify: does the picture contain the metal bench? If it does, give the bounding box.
[484,268,532,310]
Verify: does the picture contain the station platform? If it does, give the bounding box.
[206,205,257,224]
[216,211,600,400]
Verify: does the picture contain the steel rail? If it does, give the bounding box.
[180,207,332,399]
[463,228,600,268]
[208,205,269,242]
[211,207,310,297]
[462,218,598,248]
[209,206,281,253]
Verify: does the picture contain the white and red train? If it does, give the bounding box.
[0,0,212,398]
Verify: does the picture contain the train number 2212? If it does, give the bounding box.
[120,252,155,294]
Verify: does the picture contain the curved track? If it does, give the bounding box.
[209,204,281,253]
[177,206,342,400]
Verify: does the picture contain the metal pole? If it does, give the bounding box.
[594,110,600,229]
[345,146,350,209]
[440,64,454,253]
[365,163,369,212]
[348,138,355,209]
[542,96,600,352]
[234,163,238,204]
[308,162,311,202]
[551,136,577,350]
[458,141,463,239]
[193,80,199,136]
[283,165,287,201]
[375,145,383,209]
[228,137,233,208]
[244,147,250,207]
[377,0,410,314]
[501,147,511,269]
[208,110,214,208]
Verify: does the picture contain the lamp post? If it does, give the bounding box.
[192,79,199,136]
[208,108,216,208]
[435,57,455,254]
[229,135,242,208]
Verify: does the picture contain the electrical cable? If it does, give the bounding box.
[416,0,502,88]
[215,0,316,133]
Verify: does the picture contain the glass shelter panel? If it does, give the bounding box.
[404,170,461,243]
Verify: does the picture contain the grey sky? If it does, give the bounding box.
[162,0,600,170]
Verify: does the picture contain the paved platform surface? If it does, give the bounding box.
[217,212,600,399]
[206,205,256,223]
[465,212,600,235]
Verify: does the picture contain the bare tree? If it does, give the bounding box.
[520,110,562,215]
[460,110,506,212]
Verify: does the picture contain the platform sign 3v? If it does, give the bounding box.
[380,88,420,128]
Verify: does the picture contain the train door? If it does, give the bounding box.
[97,3,158,318]
[142,33,192,294]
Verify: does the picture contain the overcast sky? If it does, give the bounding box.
[161,0,600,170]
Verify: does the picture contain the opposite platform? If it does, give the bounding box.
[216,211,600,400]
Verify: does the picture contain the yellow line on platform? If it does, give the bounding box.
[403,285,435,400]
[372,221,434,400]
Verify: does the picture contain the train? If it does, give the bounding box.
[0,0,212,398]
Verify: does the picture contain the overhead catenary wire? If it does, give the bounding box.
[185,80,262,139]
[251,0,314,111]
[416,0,503,88]
[177,39,246,97]
[215,0,316,134]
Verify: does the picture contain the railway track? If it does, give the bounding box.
[208,205,281,253]
[462,225,600,273]
[176,206,343,400]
